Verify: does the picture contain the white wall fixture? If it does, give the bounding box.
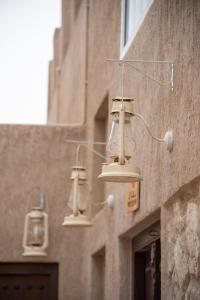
[93,194,115,209]
[62,165,92,227]
[23,190,48,256]
[105,194,115,209]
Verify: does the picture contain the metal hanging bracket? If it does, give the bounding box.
[106,59,175,92]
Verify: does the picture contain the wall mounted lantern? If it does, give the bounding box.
[23,190,48,256]
[99,96,142,182]
[62,165,92,227]
[98,59,174,182]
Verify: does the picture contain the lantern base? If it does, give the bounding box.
[23,247,47,257]
[62,213,92,227]
[98,162,142,182]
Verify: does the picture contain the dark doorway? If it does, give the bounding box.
[91,247,106,300]
[133,222,161,300]
[0,263,58,300]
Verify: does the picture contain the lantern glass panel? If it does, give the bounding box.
[107,113,134,161]
[68,180,87,213]
[28,218,44,246]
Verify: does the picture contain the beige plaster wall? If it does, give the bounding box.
[79,0,200,299]
[0,124,86,300]
[48,28,63,123]
[2,0,199,299]
[58,0,87,124]
[47,0,200,300]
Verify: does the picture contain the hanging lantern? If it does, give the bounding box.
[62,166,92,227]
[98,97,142,182]
[23,194,48,256]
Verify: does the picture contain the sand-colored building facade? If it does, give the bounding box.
[1,0,200,299]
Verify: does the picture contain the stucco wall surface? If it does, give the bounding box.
[0,124,86,300]
[57,0,87,124]
[79,0,200,299]
[0,0,200,298]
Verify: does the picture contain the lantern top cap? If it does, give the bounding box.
[112,96,134,102]
[111,97,134,115]
[32,206,42,211]
[71,165,87,180]
[29,207,44,219]
[72,166,86,171]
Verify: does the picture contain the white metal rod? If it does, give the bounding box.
[119,107,125,164]
[171,63,174,92]
[134,112,164,143]
[121,62,124,101]
[65,139,106,145]
[75,143,107,166]
[125,62,171,87]
[39,191,45,209]
[107,58,174,90]
[73,175,79,216]
[106,58,174,64]
[65,139,107,162]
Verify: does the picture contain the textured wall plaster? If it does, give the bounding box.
[2,0,200,299]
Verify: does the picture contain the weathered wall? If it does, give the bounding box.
[0,124,86,300]
[162,177,200,300]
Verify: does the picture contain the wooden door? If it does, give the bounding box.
[0,263,58,300]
